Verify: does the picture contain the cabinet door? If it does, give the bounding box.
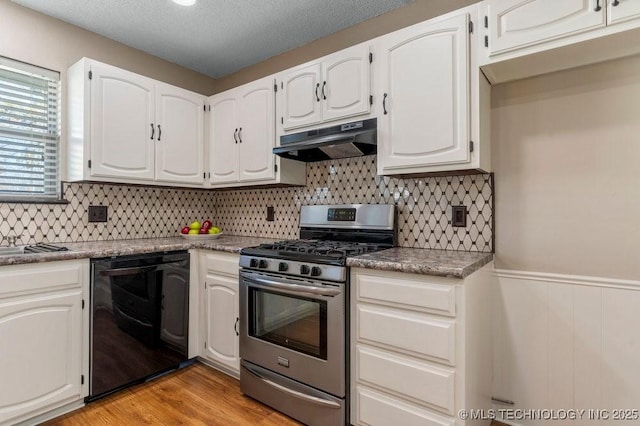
[203,274,239,373]
[89,61,155,181]
[209,93,240,184]
[238,78,276,182]
[487,0,606,56]
[321,44,371,122]
[280,63,322,130]
[160,266,190,353]
[0,291,82,424]
[155,83,205,184]
[608,0,640,26]
[377,12,470,175]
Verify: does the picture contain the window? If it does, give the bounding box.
[0,57,60,201]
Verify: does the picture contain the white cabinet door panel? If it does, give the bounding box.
[239,79,275,182]
[209,95,240,184]
[90,62,155,180]
[281,63,322,130]
[155,83,205,184]
[203,274,239,373]
[322,44,371,121]
[378,13,470,174]
[487,0,606,56]
[0,291,82,424]
[608,0,640,26]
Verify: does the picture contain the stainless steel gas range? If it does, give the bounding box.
[239,204,396,426]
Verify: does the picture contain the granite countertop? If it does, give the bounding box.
[347,247,494,279]
[0,235,279,267]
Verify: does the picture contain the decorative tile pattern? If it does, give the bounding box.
[0,183,215,246]
[215,155,494,252]
[0,156,493,252]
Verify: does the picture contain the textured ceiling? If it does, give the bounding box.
[12,0,413,78]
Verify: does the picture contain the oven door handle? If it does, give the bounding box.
[243,363,342,409]
[99,260,187,277]
[242,274,341,297]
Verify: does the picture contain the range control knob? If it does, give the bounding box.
[278,262,288,272]
[249,258,259,268]
[258,259,268,269]
[300,265,310,275]
[310,266,322,277]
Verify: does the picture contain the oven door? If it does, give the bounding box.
[239,269,345,397]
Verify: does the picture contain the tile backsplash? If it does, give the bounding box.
[0,183,215,246]
[0,155,493,252]
[215,155,494,252]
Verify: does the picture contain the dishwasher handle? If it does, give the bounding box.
[99,260,187,277]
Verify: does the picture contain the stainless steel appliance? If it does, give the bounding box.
[88,251,190,401]
[273,118,377,162]
[239,204,396,426]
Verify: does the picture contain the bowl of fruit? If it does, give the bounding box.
[179,220,222,239]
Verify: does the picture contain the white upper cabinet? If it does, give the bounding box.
[155,83,205,184]
[67,58,206,187]
[376,6,489,176]
[89,61,156,181]
[608,0,640,25]
[208,76,305,188]
[278,43,371,133]
[486,0,606,56]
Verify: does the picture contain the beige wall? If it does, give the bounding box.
[215,0,480,92]
[492,55,640,280]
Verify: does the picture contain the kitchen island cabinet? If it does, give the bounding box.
[350,262,493,426]
[0,259,89,425]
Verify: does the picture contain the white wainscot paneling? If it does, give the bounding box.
[492,269,640,426]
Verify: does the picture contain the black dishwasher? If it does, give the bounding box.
[88,251,190,401]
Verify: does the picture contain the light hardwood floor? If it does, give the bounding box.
[42,362,300,425]
[42,362,507,425]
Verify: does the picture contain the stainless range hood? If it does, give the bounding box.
[274,118,376,162]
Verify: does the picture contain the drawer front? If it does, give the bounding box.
[354,272,456,316]
[357,304,455,365]
[356,386,455,426]
[0,260,85,297]
[355,346,455,415]
[202,251,239,277]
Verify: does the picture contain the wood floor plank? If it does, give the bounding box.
[42,362,300,426]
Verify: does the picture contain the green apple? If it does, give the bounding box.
[189,220,201,230]
[208,227,221,234]
[188,229,199,235]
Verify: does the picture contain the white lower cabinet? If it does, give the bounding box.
[198,251,240,376]
[351,264,493,426]
[0,260,89,425]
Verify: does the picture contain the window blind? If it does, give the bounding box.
[0,57,60,201]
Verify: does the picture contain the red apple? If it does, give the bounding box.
[180,226,190,235]
[199,227,209,234]
[202,220,212,229]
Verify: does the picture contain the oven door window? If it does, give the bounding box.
[249,288,327,360]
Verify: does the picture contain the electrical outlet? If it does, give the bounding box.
[88,205,108,223]
[452,205,467,228]
[266,206,275,222]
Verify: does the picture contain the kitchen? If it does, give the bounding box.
[1,0,640,425]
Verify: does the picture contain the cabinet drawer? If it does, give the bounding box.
[0,260,85,297]
[355,386,454,426]
[354,272,456,316]
[202,252,239,277]
[355,346,455,415]
[357,304,455,365]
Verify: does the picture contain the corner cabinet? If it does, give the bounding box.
[67,58,206,187]
[276,43,373,134]
[198,251,241,376]
[375,5,490,176]
[350,264,493,426]
[208,76,305,188]
[0,260,89,425]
